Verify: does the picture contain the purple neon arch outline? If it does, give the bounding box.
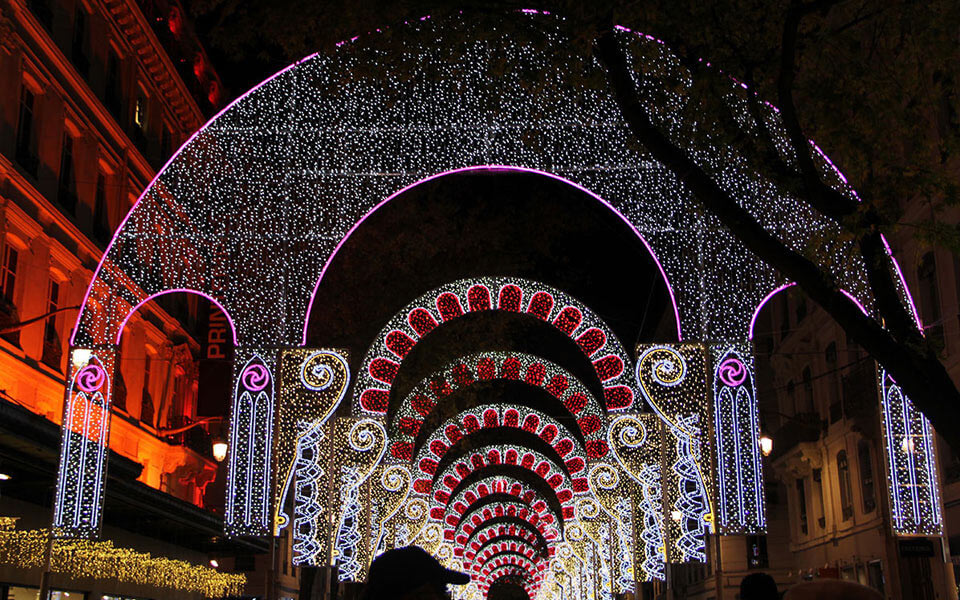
[69,54,318,346]
[301,165,684,344]
[72,15,922,348]
[113,288,238,345]
[747,283,877,340]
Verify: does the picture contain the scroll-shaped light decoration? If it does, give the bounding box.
[587,463,637,593]
[711,344,765,534]
[369,464,413,558]
[225,352,276,536]
[878,368,943,536]
[607,414,664,581]
[53,348,115,538]
[275,348,351,564]
[331,418,387,581]
[636,344,713,563]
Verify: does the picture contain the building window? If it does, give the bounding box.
[745,535,769,569]
[141,353,155,427]
[826,342,842,422]
[918,251,944,347]
[16,85,39,177]
[779,296,790,342]
[71,7,89,77]
[94,171,111,244]
[796,295,807,322]
[134,95,147,129]
[57,133,78,214]
[1,245,17,304]
[41,279,62,369]
[44,279,59,343]
[813,468,826,529]
[800,366,814,413]
[796,478,808,535]
[105,50,123,119]
[837,450,854,520]
[786,380,796,416]
[1,244,21,347]
[858,441,877,513]
[161,123,175,162]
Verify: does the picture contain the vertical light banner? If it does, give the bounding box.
[225,349,277,536]
[878,368,943,536]
[275,348,351,564]
[587,463,637,594]
[635,344,713,563]
[710,343,765,534]
[53,347,116,538]
[607,414,664,581]
[330,417,386,581]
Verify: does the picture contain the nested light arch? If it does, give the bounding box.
[454,499,551,554]
[447,483,561,541]
[462,522,547,561]
[428,444,576,515]
[354,277,639,418]
[412,404,589,484]
[461,515,556,558]
[472,537,544,565]
[446,476,560,535]
[391,351,606,462]
[468,532,547,566]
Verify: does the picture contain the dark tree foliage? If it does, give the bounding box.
[185,0,960,450]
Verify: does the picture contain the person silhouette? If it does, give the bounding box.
[740,572,779,600]
[362,546,471,600]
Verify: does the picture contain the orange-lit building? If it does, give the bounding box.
[0,1,284,598]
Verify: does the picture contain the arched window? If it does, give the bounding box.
[837,450,853,521]
[858,441,876,513]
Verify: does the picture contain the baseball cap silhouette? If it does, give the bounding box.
[362,546,471,600]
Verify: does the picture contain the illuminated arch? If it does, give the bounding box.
[113,288,238,345]
[354,278,639,416]
[412,405,588,480]
[390,352,606,462]
[453,499,552,549]
[472,537,545,566]
[428,445,575,513]
[480,552,539,579]
[463,524,548,561]
[72,11,917,357]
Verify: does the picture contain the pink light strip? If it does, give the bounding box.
[747,282,872,340]
[300,165,684,345]
[113,288,238,345]
[70,53,318,346]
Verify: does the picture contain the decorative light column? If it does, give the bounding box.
[878,368,943,536]
[53,346,117,538]
[710,343,766,534]
[225,349,277,536]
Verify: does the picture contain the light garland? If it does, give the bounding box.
[0,525,245,597]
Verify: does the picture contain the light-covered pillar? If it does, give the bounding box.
[224,348,277,536]
[710,342,766,534]
[877,367,943,536]
[53,346,117,538]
